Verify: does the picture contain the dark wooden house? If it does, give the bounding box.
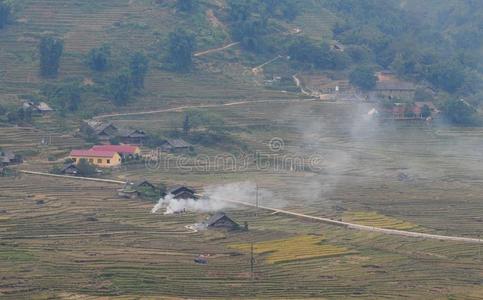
[60,163,81,176]
[159,139,193,153]
[168,186,197,200]
[80,120,119,144]
[117,128,147,145]
[0,150,21,166]
[205,213,240,230]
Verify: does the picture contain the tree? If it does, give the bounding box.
[442,99,476,125]
[87,45,111,71]
[349,65,378,90]
[39,37,64,77]
[77,159,97,177]
[166,29,196,71]
[421,105,432,118]
[176,0,195,12]
[426,62,466,93]
[129,52,149,90]
[43,82,82,112]
[0,1,11,29]
[182,113,191,135]
[109,71,131,106]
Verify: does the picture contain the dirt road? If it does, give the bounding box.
[194,42,240,57]
[93,98,316,120]
[19,171,483,244]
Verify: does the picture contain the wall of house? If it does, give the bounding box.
[70,154,122,167]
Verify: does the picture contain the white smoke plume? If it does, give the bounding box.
[151,181,268,215]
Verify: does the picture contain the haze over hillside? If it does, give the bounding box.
[0,1,483,299]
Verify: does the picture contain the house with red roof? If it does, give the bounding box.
[91,144,141,160]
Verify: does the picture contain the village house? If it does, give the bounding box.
[205,213,240,230]
[0,150,22,166]
[159,139,193,153]
[80,120,147,145]
[117,128,147,145]
[69,149,122,167]
[22,101,54,114]
[168,186,198,200]
[369,71,416,101]
[91,144,141,160]
[118,179,158,199]
[59,163,81,176]
[382,101,438,120]
[80,120,119,144]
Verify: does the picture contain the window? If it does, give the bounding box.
[107,159,111,164]
[72,158,77,162]
[89,159,93,163]
[97,159,102,164]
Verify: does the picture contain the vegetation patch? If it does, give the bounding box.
[343,211,417,230]
[230,235,353,264]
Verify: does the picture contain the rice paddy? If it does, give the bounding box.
[343,211,418,231]
[230,235,354,264]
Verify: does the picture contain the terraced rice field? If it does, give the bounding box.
[0,174,482,298]
[230,235,353,264]
[343,211,418,231]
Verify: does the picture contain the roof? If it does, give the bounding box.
[37,102,54,112]
[70,149,119,158]
[22,101,53,112]
[60,163,79,172]
[205,212,239,227]
[0,150,16,160]
[164,139,192,148]
[117,128,146,138]
[91,144,139,154]
[375,81,416,91]
[414,101,437,110]
[85,120,117,134]
[168,186,195,195]
[134,179,156,188]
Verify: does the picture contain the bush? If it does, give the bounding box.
[87,45,111,71]
[39,37,64,77]
[349,65,378,90]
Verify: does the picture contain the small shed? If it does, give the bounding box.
[0,150,21,166]
[60,163,81,175]
[160,139,193,153]
[168,186,197,200]
[205,213,240,230]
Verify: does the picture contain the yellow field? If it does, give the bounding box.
[230,235,353,264]
[344,211,417,230]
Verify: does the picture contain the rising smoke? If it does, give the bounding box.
[151,181,271,215]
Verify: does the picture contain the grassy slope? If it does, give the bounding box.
[0,0,295,118]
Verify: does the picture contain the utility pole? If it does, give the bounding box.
[478,234,481,262]
[250,242,255,281]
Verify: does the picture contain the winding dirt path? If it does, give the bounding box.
[194,42,240,57]
[18,171,483,244]
[93,98,316,120]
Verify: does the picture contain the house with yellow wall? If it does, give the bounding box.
[69,149,122,167]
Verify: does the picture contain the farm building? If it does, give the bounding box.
[205,213,240,230]
[382,101,439,120]
[369,71,416,101]
[118,180,159,199]
[59,163,81,175]
[91,144,141,160]
[159,139,193,152]
[168,186,198,200]
[0,150,22,166]
[22,101,54,114]
[69,149,122,167]
[80,120,119,144]
[117,128,147,145]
